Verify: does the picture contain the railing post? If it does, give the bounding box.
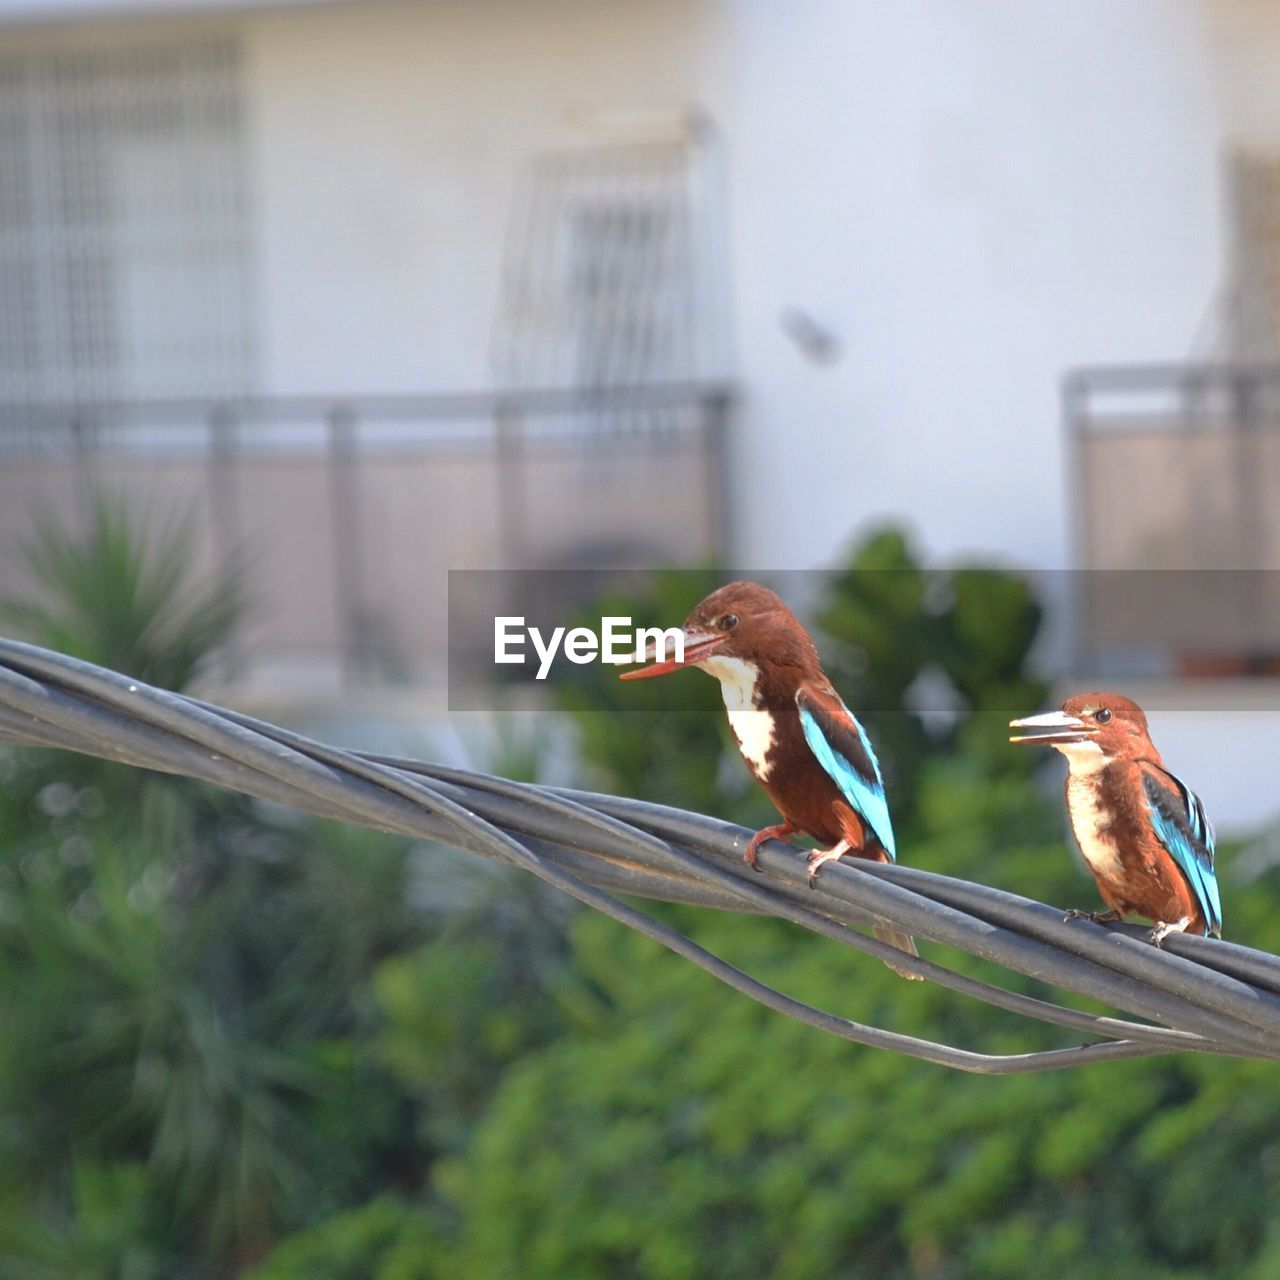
[1060,372,1090,677]
[68,411,97,534]
[494,396,529,570]
[208,404,242,685]
[702,387,731,561]
[1230,371,1265,663]
[328,403,367,687]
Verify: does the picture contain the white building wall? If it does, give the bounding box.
[240,0,1280,832]
[711,1,1225,572]
[244,0,719,397]
[5,0,1231,572]
[232,0,1235,574]
[9,0,1280,828]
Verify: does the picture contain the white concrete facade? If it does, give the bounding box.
[6,1,1271,571]
[239,0,1247,574]
[7,0,1280,828]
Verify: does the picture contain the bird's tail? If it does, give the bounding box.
[873,923,923,981]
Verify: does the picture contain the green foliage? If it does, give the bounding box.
[819,527,1047,812]
[819,527,938,784]
[0,489,246,693]
[7,514,1280,1280]
[0,496,427,1271]
[552,567,767,823]
[244,1195,446,1280]
[0,798,424,1262]
[372,856,582,1155]
[308,530,1280,1280]
[552,534,1047,834]
[403,804,1280,1280]
[0,1159,179,1280]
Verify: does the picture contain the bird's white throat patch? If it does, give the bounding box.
[699,654,776,780]
[1053,739,1106,775]
[1055,742,1123,881]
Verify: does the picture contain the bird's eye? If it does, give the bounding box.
[719,613,739,631]
[1094,708,1112,724]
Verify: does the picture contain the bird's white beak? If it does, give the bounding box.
[1008,710,1092,745]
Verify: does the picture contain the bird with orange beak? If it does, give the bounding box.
[621,580,919,976]
[1010,692,1222,943]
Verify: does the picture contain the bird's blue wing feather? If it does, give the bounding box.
[1142,766,1222,937]
[795,687,896,860]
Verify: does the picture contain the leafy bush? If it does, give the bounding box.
[0,491,246,694]
[0,498,425,1269]
[818,527,1047,812]
[403,781,1280,1280]
[7,513,1280,1280]
[284,531,1280,1280]
[550,567,755,820]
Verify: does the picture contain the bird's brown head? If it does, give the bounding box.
[1009,690,1155,761]
[620,580,818,680]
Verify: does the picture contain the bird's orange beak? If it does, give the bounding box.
[619,627,726,680]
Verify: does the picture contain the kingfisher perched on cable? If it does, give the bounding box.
[620,580,919,977]
[1009,692,1222,944]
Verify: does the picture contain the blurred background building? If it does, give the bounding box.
[2,0,1280,820]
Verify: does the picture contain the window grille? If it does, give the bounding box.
[0,35,252,404]
[493,114,727,391]
[1223,150,1280,362]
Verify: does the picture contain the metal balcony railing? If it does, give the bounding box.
[1064,363,1280,676]
[0,383,732,697]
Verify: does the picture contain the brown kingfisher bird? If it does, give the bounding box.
[1010,692,1222,943]
[621,580,920,977]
